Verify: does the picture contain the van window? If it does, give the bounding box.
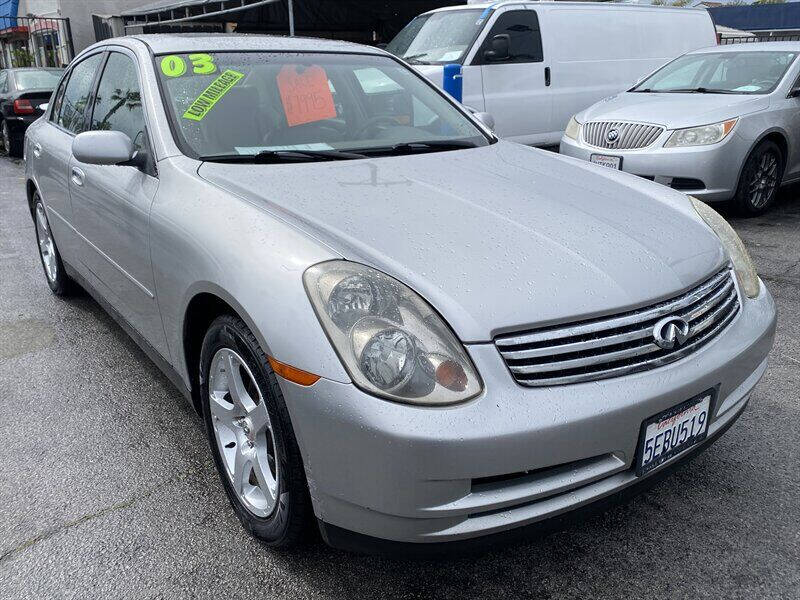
[386,9,485,65]
[475,10,543,65]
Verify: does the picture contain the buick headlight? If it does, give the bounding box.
[690,197,759,298]
[664,118,737,148]
[564,115,581,141]
[304,261,483,405]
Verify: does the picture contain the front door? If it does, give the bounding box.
[473,9,551,145]
[68,49,168,357]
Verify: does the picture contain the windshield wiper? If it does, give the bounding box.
[658,87,740,94]
[355,139,480,156]
[200,149,367,163]
[403,52,431,64]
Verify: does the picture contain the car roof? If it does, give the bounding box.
[691,41,800,54]
[425,1,704,14]
[3,67,63,72]
[128,33,385,56]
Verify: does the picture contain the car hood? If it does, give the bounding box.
[198,142,725,342]
[578,92,769,129]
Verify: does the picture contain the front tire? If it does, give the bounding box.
[199,314,313,548]
[33,193,74,296]
[733,140,784,217]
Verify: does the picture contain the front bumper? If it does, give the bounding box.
[559,131,752,202]
[281,282,776,547]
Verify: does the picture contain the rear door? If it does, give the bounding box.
[68,48,167,356]
[32,53,104,265]
[472,8,551,145]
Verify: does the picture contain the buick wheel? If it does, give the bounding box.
[199,314,313,547]
[734,140,783,217]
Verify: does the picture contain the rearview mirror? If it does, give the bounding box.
[72,130,137,166]
[483,34,510,62]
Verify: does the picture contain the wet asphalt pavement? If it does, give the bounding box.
[0,154,798,599]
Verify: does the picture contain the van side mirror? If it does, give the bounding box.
[484,34,510,62]
[72,130,139,167]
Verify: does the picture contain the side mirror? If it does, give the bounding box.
[483,34,510,62]
[40,102,49,112]
[473,111,495,131]
[72,130,139,166]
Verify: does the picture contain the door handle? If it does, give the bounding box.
[545,67,551,87]
[33,143,42,158]
[71,167,85,187]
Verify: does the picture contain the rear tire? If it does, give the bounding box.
[199,314,313,548]
[33,193,74,296]
[732,140,783,217]
[0,119,22,157]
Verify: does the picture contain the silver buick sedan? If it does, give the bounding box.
[560,42,800,216]
[25,34,776,553]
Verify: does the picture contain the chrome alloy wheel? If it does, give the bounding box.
[748,151,779,210]
[0,121,9,155]
[35,203,58,283]
[208,348,279,517]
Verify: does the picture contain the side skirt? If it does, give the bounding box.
[64,261,194,407]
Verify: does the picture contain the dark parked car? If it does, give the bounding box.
[0,67,63,157]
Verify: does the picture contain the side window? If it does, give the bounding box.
[57,53,103,134]
[90,52,145,150]
[476,10,543,65]
[0,72,8,94]
[49,75,69,121]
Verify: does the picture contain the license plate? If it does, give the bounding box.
[636,390,714,476]
[590,154,622,170]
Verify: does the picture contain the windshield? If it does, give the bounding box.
[632,51,798,95]
[14,69,63,90]
[155,52,489,160]
[386,10,485,64]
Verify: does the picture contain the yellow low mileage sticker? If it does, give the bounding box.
[182,69,245,121]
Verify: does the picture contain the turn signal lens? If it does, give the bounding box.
[12,99,35,115]
[267,356,320,386]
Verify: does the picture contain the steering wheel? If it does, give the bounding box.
[356,115,399,138]
[262,118,348,146]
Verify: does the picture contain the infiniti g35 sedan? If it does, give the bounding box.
[25,34,776,552]
[561,42,800,216]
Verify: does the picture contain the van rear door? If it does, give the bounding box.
[473,8,552,145]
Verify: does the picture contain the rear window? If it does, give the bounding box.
[14,70,63,91]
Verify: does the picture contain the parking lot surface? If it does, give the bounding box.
[1,154,798,599]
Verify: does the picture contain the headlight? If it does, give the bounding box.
[304,261,483,405]
[564,115,581,141]
[690,197,759,298]
[664,118,737,148]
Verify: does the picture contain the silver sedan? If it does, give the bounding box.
[560,42,800,216]
[25,34,775,552]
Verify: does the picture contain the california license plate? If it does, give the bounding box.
[636,390,714,476]
[590,154,622,170]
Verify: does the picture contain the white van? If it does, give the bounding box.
[386,2,717,146]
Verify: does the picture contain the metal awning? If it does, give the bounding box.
[122,0,293,32]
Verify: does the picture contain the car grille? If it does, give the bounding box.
[582,121,664,150]
[495,268,740,387]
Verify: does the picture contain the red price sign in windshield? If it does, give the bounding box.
[276,65,337,127]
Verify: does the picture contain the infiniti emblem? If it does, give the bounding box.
[606,129,619,143]
[653,316,691,350]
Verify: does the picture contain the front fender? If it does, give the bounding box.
[151,156,351,390]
